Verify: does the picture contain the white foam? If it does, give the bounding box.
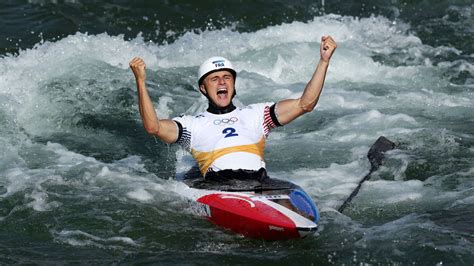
[136,14,451,87]
[0,137,177,215]
[385,192,422,204]
[300,110,418,144]
[397,90,473,108]
[363,179,424,204]
[1,164,67,212]
[321,92,366,110]
[114,155,147,172]
[127,188,153,202]
[1,167,30,197]
[156,96,174,119]
[53,229,140,248]
[0,14,467,150]
[46,142,98,166]
[26,190,61,211]
[276,160,368,209]
[0,34,153,102]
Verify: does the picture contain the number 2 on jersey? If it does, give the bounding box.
[222,127,238,138]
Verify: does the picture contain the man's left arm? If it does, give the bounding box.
[275,35,337,125]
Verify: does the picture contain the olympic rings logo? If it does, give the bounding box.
[213,117,239,125]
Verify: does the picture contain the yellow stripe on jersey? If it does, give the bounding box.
[191,137,266,175]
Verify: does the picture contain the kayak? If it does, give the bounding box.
[172,136,395,240]
[175,156,320,240]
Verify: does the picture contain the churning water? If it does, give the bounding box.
[0,1,473,264]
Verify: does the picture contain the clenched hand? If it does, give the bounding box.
[320,36,337,63]
[129,57,147,82]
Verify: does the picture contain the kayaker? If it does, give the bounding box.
[129,36,336,181]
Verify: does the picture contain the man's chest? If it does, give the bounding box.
[192,115,262,151]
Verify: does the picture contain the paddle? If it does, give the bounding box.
[338,136,396,213]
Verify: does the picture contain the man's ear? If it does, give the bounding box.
[199,85,207,95]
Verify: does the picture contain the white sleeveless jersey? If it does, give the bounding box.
[173,103,281,176]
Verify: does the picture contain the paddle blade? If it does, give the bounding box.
[367,136,396,170]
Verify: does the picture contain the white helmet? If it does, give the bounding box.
[198,56,237,86]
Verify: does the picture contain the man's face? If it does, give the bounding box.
[200,70,235,108]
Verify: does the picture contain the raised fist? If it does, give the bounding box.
[320,36,337,63]
[129,57,147,82]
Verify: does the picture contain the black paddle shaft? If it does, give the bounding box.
[338,136,396,213]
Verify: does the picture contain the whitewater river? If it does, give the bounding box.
[0,1,473,264]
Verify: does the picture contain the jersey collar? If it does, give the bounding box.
[207,101,236,114]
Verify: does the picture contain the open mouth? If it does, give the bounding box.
[217,88,228,98]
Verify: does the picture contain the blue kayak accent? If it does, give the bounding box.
[289,189,320,222]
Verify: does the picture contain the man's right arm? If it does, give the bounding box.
[129,57,178,144]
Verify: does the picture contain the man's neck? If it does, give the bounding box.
[207,101,236,114]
